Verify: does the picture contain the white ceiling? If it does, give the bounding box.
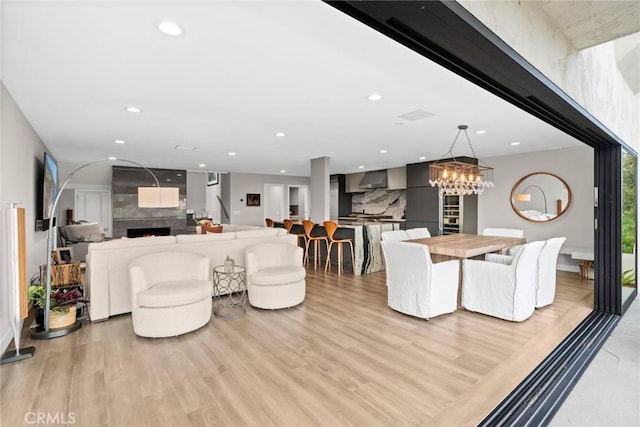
[2,0,587,176]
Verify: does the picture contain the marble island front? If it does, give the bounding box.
[277,221,401,275]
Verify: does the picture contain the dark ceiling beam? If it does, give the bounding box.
[324,0,625,149]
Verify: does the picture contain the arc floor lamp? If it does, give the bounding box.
[31,158,179,340]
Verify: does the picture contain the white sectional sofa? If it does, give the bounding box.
[86,227,295,321]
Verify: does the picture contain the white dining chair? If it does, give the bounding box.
[485,237,566,308]
[381,241,459,319]
[462,240,545,321]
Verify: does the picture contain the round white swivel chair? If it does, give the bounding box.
[129,251,212,337]
[245,243,306,309]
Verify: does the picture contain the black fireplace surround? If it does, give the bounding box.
[127,227,171,238]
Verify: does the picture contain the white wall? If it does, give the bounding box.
[478,146,594,271]
[459,0,639,151]
[1,83,50,352]
[205,182,222,223]
[228,172,310,226]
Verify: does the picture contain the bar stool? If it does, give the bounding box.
[265,218,274,227]
[323,221,355,275]
[302,220,328,270]
[284,219,307,247]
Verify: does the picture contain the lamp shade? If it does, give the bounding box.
[138,187,180,208]
[516,193,532,202]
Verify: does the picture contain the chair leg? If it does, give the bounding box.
[337,242,343,275]
[304,238,311,266]
[325,241,333,273]
[313,239,320,270]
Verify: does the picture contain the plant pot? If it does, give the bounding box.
[36,306,76,329]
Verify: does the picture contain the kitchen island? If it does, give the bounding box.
[277,220,401,275]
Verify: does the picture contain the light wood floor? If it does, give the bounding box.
[1,269,593,427]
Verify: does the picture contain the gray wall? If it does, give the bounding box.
[310,156,330,222]
[228,172,310,226]
[187,171,207,213]
[1,83,50,352]
[478,146,594,271]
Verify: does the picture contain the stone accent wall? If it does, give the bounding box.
[352,189,407,219]
[112,166,188,237]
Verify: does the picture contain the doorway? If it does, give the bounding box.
[263,184,286,222]
[75,190,112,237]
[288,185,309,220]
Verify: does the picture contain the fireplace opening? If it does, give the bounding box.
[127,227,171,238]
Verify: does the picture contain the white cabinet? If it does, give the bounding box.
[345,172,366,193]
[387,167,407,190]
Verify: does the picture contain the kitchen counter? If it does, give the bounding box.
[346,222,400,275]
[337,220,404,226]
[273,220,400,275]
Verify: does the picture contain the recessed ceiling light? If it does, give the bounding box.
[166,178,171,182]
[280,169,286,173]
[275,132,286,138]
[368,93,383,101]
[158,21,182,36]
[511,141,521,146]
[419,156,426,160]
[476,130,487,135]
[380,149,388,154]
[228,152,236,156]
[358,165,365,169]
[108,156,117,161]
[176,174,182,177]
[114,139,125,144]
[198,163,206,168]
[125,106,142,113]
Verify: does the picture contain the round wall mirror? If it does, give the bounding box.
[510,172,572,222]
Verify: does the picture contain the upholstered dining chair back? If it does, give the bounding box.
[381,229,410,241]
[381,241,459,319]
[536,237,566,308]
[405,227,431,239]
[481,227,524,238]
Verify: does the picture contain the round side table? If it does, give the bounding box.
[212,265,246,318]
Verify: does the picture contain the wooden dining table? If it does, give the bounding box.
[405,233,527,307]
[405,233,527,263]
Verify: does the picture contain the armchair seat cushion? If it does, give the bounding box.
[137,279,212,308]
[251,266,306,286]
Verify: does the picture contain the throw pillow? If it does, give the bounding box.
[202,223,223,233]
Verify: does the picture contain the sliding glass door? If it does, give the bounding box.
[622,148,637,312]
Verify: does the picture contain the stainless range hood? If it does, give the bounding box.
[359,169,388,189]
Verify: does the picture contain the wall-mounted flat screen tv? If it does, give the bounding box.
[42,151,58,226]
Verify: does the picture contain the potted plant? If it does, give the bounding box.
[27,285,84,329]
